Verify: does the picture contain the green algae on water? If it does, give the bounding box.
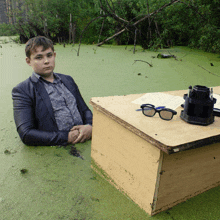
[1,37,220,219]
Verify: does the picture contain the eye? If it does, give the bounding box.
[36,56,42,60]
[47,53,53,57]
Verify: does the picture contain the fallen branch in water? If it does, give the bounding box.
[133,60,153,67]
[157,53,176,59]
[198,65,220,77]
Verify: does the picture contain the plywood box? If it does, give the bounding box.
[90,88,220,216]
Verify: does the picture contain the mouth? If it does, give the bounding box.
[44,67,51,70]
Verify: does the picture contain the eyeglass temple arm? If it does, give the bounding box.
[137,106,165,111]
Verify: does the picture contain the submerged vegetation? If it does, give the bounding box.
[1,0,220,53]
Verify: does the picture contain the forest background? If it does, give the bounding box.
[0,0,220,53]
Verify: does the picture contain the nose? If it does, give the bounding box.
[44,58,49,64]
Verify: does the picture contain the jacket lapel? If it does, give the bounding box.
[58,74,76,94]
[30,74,57,124]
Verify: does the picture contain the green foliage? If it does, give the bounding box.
[10,35,20,43]
[7,0,100,43]
[5,0,220,53]
[0,23,17,36]
[137,0,220,53]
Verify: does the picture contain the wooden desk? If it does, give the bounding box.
[90,88,220,216]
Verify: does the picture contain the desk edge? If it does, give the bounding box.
[90,99,220,154]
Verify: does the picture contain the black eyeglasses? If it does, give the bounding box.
[140,104,177,120]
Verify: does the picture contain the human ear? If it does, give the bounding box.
[54,51,56,57]
[26,57,32,66]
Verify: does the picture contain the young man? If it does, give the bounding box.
[12,36,92,146]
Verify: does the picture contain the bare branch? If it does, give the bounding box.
[97,0,180,46]
[133,60,153,67]
[198,65,220,77]
[97,28,127,46]
[99,0,129,24]
[133,0,180,26]
[77,15,107,56]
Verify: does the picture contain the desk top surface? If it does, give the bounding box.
[90,87,220,154]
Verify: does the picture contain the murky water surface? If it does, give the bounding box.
[0,37,220,219]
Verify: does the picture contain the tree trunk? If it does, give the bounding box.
[98,18,105,43]
[72,21,76,44]
[147,0,152,40]
[133,28,137,54]
[69,14,72,44]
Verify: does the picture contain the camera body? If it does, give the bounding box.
[180,85,216,125]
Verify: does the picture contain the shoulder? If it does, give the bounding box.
[12,77,33,93]
[12,77,37,102]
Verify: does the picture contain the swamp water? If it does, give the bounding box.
[0,37,220,219]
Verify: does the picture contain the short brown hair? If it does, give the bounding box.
[25,36,54,58]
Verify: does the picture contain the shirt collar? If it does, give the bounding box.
[33,72,61,83]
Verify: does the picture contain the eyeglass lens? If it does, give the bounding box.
[159,110,173,120]
[143,108,156,116]
[142,107,174,120]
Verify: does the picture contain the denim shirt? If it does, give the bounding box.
[33,72,83,131]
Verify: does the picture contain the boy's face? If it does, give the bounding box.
[26,46,56,78]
